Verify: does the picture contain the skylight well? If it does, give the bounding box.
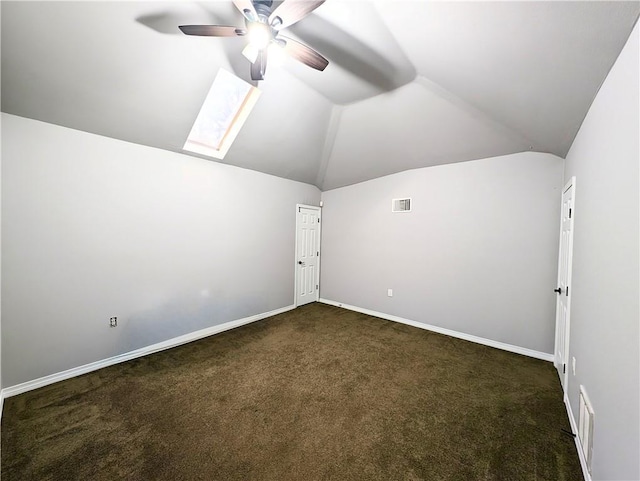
[183,69,261,160]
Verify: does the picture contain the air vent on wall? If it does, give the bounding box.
[578,385,594,473]
[392,198,412,213]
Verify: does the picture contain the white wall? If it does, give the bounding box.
[563,23,639,481]
[1,113,320,387]
[320,152,563,354]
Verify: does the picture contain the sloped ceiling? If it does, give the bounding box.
[2,1,639,190]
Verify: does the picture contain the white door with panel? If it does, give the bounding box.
[555,178,575,391]
[295,205,321,306]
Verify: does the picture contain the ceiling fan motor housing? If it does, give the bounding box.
[253,0,274,22]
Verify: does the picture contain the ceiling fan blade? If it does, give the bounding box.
[178,25,246,37]
[269,0,326,30]
[232,0,258,22]
[251,49,268,81]
[280,36,328,71]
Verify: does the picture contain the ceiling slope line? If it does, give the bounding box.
[412,75,548,156]
[315,105,344,190]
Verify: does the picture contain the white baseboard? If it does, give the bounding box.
[1,305,295,399]
[319,298,554,362]
[564,393,592,481]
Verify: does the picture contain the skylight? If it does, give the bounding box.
[183,68,261,160]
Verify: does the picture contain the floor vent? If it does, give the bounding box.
[578,385,594,473]
[392,198,411,212]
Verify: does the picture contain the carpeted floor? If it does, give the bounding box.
[2,303,583,481]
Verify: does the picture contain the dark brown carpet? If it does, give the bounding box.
[2,303,583,481]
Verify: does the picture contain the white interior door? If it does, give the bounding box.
[555,177,575,391]
[295,205,321,306]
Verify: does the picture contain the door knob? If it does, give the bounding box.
[554,287,562,294]
[298,261,303,265]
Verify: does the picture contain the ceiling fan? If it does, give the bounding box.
[179,0,329,81]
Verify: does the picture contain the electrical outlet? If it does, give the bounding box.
[572,357,576,375]
[109,317,118,328]
[387,288,393,297]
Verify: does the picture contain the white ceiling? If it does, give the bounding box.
[2,1,639,190]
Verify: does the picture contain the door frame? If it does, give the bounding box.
[554,177,576,391]
[294,204,322,307]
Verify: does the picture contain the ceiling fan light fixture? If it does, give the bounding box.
[247,22,271,50]
[270,16,283,30]
[242,8,257,22]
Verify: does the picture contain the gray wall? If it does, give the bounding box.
[563,23,639,481]
[0,135,2,396]
[1,113,320,387]
[320,152,563,354]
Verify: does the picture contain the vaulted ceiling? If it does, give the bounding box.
[2,1,639,190]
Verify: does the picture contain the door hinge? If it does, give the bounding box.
[316,284,319,290]
[566,286,569,296]
[318,218,320,223]
[563,364,566,374]
[317,251,319,256]
[569,208,572,219]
